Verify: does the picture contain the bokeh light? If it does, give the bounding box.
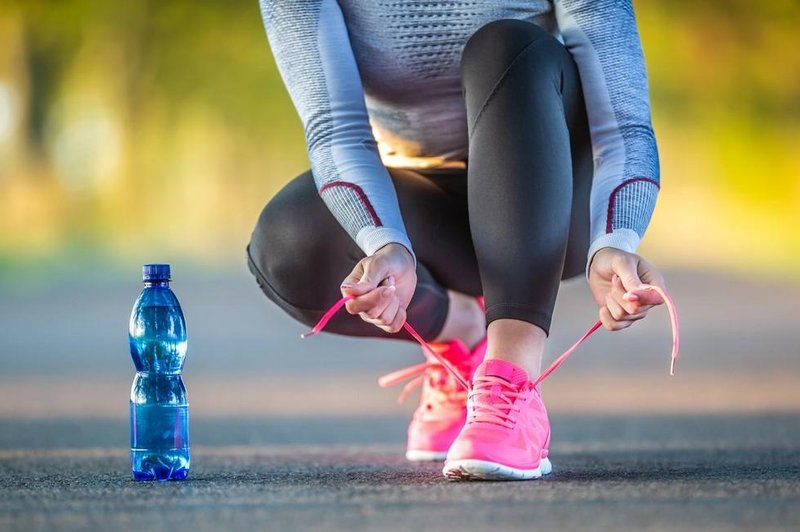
[0,0,797,280]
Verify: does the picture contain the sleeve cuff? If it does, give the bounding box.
[585,229,641,279]
[356,226,417,267]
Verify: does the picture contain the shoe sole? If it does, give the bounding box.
[442,457,552,481]
[406,449,448,462]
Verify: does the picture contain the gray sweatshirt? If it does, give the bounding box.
[260,0,660,268]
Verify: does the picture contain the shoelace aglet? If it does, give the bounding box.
[300,295,353,339]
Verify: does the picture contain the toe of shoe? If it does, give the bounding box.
[445,430,544,470]
[445,433,497,463]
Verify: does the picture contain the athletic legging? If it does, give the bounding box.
[247,20,593,342]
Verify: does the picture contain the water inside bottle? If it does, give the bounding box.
[130,403,190,481]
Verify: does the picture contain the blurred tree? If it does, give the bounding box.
[0,0,797,278]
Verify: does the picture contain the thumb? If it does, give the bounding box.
[357,259,389,291]
[616,255,645,293]
[341,262,369,296]
[618,257,665,306]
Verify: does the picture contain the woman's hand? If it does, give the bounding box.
[340,243,417,333]
[588,247,666,331]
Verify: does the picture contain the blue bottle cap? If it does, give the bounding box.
[142,263,171,281]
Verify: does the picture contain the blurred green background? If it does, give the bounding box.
[0,0,798,280]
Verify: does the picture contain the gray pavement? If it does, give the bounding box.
[1,414,799,531]
[1,266,799,530]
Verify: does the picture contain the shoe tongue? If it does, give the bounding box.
[475,359,529,387]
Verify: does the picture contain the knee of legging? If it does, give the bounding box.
[246,171,327,310]
[460,19,565,80]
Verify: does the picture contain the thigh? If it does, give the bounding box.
[561,49,593,280]
[248,166,481,311]
[393,166,482,296]
[247,169,361,315]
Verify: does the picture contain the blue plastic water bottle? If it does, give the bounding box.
[129,263,190,481]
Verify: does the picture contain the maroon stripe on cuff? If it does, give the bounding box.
[319,180,383,227]
[605,177,660,234]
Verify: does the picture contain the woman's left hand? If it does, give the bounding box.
[588,247,666,331]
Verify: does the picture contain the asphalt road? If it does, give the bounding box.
[1,267,799,530]
[1,414,799,531]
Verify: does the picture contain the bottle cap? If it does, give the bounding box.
[142,264,171,281]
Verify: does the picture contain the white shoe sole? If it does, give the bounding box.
[442,457,553,481]
[406,449,448,462]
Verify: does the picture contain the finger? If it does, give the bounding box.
[615,255,645,293]
[360,294,399,324]
[342,276,386,297]
[624,287,664,306]
[637,257,665,289]
[618,308,651,322]
[346,285,395,316]
[382,306,407,334]
[341,283,373,298]
[376,296,400,325]
[359,311,380,324]
[625,258,665,305]
[606,290,651,321]
[341,262,366,295]
[599,307,635,331]
[605,293,630,321]
[358,258,390,291]
[611,275,641,315]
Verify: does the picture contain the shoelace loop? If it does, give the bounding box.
[468,375,522,428]
[301,283,680,391]
[378,359,466,405]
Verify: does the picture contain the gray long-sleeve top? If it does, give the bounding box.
[260,0,660,268]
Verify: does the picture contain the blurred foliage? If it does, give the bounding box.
[0,0,798,279]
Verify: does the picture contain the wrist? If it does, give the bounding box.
[585,229,641,279]
[590,246,620,264]
[377,242,415,266]
[358,226,416,267]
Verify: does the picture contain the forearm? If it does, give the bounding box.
[260,0,415,262]
[554,0,660,265]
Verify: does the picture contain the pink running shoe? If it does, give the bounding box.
[379,337,487,462]
[301,285,679,479]
[443,359,553,480]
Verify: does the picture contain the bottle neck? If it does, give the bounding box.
[144,280,170,288]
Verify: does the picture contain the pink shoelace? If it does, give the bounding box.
[468,375,524,428]
[376,357,468,405]
[301,284,680,392]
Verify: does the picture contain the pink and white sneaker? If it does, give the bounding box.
[301,288,679,480]
[443,359,553,480]
[379,337,487,462]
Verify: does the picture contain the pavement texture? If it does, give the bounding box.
[1,415,799,531]
[1,267,799,530]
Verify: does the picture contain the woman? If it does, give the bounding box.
[248,0,667,481]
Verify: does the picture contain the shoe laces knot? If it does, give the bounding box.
[468,375,524,428]
[377,352,471,405]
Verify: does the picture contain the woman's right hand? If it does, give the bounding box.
[340,243,417,333]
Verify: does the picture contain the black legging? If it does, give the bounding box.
[247,19,592,342]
